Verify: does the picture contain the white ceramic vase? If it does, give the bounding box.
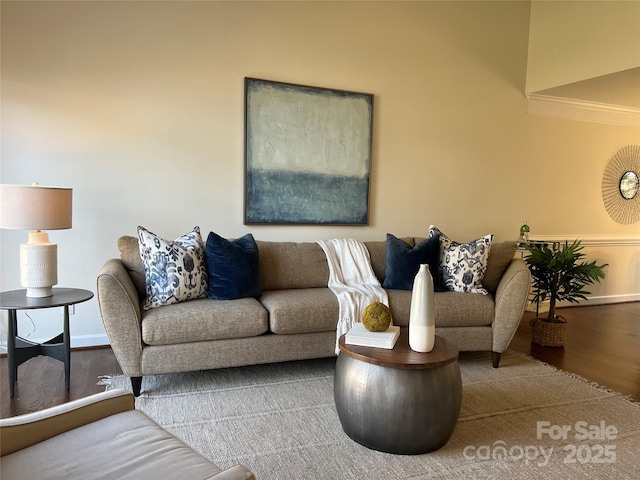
[409,264,435,353]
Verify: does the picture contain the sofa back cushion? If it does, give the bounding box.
[364,239,399,283]
[120,235,516,296]
[256,237,415,291]
[257,241,330,291]
[257,239,411,291]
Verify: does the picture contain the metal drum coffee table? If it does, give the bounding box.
[335,328,462,454]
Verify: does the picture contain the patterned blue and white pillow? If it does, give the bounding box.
[429,225,493,295]
[137,226,208,310]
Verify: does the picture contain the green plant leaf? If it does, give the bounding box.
[524,240,608,319]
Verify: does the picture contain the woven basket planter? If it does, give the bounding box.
[530,316,566,347]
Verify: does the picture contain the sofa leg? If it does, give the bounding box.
[131,376,142,397]
[492,352,501,368]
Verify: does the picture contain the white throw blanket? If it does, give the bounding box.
[317,238,389,354]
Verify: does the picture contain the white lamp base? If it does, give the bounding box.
[25,286,54,298]
[20,231,58,298]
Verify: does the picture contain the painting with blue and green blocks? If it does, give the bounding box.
[244,78,373,225]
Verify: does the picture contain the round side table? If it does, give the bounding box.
[0,288,94,398]
[334,328,462,454]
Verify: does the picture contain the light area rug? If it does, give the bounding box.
[103,351,640,479]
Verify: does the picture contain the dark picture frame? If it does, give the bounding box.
[244,78,373,225]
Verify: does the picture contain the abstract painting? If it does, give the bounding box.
[244,78,373,225]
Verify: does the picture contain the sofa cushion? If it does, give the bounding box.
[363,240,389,283]
[206,232,261,300]
[118,235,147,298]
[260,288,339,335]
[364,237,413,284]
[257,241,330,291]
[386,289,495,327]
[141,297,268,345]
[412,238,518,295]
[0,410,226,480]
[429,225,493,294]
[482,241,518,294]
[138,226,208,310]
[382,233,443,291]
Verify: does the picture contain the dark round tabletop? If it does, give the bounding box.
[339,328,459,370]
[0,288,94,310]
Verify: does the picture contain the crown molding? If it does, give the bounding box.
[527,94,640,127]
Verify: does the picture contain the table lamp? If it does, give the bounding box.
[0,182,73,298]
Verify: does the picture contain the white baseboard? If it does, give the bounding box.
[0,334,109,355]
[525,294,640,313]
[70,334,110,348]
[577,294,640,305]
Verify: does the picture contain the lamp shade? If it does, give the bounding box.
[0,183,72,230]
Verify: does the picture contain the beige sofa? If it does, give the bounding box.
[0,389,254,480]
[97,236,530,396]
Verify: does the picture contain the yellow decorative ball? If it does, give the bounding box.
[362,302,392,332]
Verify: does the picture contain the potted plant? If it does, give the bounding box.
[524,239,608,347]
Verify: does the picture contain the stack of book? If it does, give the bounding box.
[345,323,400,349]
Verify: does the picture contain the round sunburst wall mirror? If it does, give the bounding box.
[601,145,640,224]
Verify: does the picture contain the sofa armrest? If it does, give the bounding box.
[0,389,134,456]
[97,259,144,376]
[207,465,256,480]
[492,258,531,353]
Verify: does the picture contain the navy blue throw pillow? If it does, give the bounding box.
[205,232,261,300]
[382,233,444,291]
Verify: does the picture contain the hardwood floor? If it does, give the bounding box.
[1,347,122,418]
[510,302,640,402]
[1,302,638,418]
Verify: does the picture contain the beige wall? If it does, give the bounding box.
[526,0,640,93]
[1,1,639,346]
